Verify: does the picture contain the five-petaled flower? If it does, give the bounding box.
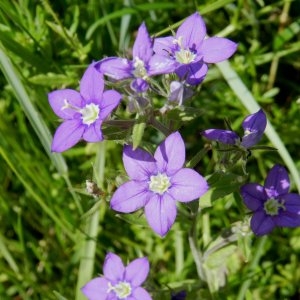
[81,253,152,300]
[48,63,122,152]
[110,131,208,237]
[202,109,267,149]
[153,12,237,85]
[95,22,175,93]
[240,164,300,236]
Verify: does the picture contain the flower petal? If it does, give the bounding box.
[130,78,149,93]
[180,61,208,86]
[48,89,82,119]
[153,36,175,56]
[99,90,122,120]
[82,120,103,142]
[80,62,104,101]
[154,132,185,175]
[275,193,300,227]
[123,146,157,181]
[241,109,267,148]
[200,37,237,63]
[202,129,239,145]
[51,119,84,152]
[176,12,206,48]
[110,181,151,213]
[103,253,125,282]
[250,210,275,236]
[264,164,290,198]
[81,277,109,300]
[148,54,176,76]
[132,287,152,300]
[96,57,132,80]
[125,257,150,287]
[240,183,266,211]
[132,22,153,63]
[169,168,208,202]
[144,193,177,236]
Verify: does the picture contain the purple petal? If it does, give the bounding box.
[125,257,149,287]
[144,193,177,236]
[251,210,275,236]
[51,119,84,152]
[132,23,153,63]
[168,81,194,105]
[82,120,103,142]
[154,132,185,175]
[123,146,157,181]
[99,90,122,120]
[178,61,208,86]
[96,57,132,80]
[81,277,109,300]
[110,181,151,213]
[241,109,267,148]
[176,12,206,49]
[148,54,176,76]
[200,37,237,63]
[169,168,208,202]
[80,63,104,101]
[153,36,175,56]
[275,193,300,227]
[103,253,125,282]
[264,165,290,198]
[240,183,266,211]
[48,89,82,119]
[132,287,152,300]
[202,129,239,145]
[130,78,149,93]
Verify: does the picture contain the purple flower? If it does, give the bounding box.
[153,12,237,85]
[49,63,122,152]
[110,132,208,236]
[81,253,152,300]
[240,164,300,236]
[95,22,176,93]
[171,290,186,300]
[202,109,267,149]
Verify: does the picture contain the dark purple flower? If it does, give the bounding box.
[49,63,121,152]
[202,109,267,149]
[240,164,300,236]
[81,253,152,300]
[95,23,176,93]
[110,132,208,236]
[153,12,237,85]
[171,290,187,300]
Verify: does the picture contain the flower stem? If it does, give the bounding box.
[75,142,106,300]
[149,116,173,136]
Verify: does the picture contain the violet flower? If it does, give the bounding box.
[240,164,300,236]
[110,132,208,237]
[95,22,176,93]
[49,63,121,152]
[202,109,267,149]
[153,12,237,85]
[81,253,152,300]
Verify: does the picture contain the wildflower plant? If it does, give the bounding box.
[44,8,300,300]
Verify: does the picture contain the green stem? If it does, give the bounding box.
[75,142,106,300]
[236,236,267,300]
[149,116,173,136]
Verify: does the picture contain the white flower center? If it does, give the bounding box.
[173,36,196,64]
[107,281,132,299]
[263,198,285,216]
[80,103,100,125]
[149,173,171,195]
[132,57,148,79]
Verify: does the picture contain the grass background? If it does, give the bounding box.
[1,0,300,299]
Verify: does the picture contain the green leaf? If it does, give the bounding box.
[132,118,146,150]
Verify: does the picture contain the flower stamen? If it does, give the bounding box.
[149,173,171,195]
[107,281,132,299]
[264,198,286,216]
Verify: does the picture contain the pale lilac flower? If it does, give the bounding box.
[202,109,267,149]
[81,253,152,300]
[153,12,237,85]
[240,164,300,236]
[95,22,176,93]
[168,81,194,105]
[110,132,208,236]
[49,63,121,152]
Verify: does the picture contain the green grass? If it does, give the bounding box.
[1,0,300,299]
